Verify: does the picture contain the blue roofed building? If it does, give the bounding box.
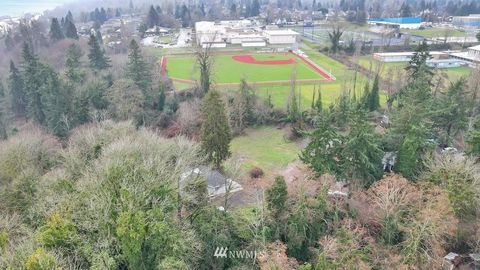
[368,17,423,29]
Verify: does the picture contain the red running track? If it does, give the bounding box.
[232,55,297,65]
[290,51,335,82]
[160,56,167,75]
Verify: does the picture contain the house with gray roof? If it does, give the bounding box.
[180,166,243,199]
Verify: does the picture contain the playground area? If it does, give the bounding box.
[161,51,336,86]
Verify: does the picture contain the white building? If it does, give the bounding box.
[194,20,298,48]
[263,29,299,45]
[450,45,480,65]
[468,45,480,59]
[195,21,227,47]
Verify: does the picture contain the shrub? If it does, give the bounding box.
[37,212,77,248]
[249,166,264,179]
[63,121,136,179]
[24,248,59,270]
[176,99,202,139]
[0,126,60,183]
[423,154,480,219]
[0,230,7,250]
[0,127,60,216]
[157,257,188,270]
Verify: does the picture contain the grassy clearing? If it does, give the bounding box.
[166,53,325,83]
[355,56,472,83]
[230,126,300,171]
[403,27,468,38]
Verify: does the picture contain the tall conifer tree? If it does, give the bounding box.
[49,18,65,41]
[201,90,232,169]
[126,40,151,91]
[88,34,111,72]
[9,61,26,117]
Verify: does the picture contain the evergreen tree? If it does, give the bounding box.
[65,43,84,84]
[200,90,232,169]
[251,0,261,16]
[49,18,65,42]
[395,125,430,179]
[42,66,72,138]
[155,5,162,16]
[287,73,300,123]
[328,27,343,53]
[200,3,206,17]
[432,79,468,143]
[64,20,79,40]
[368,75,380,111]
[129,0,134,11]
[406,41,434,83]
[245,3,252,18]
[21,43,46,124]
[311,88,316,109]
[146,5,160,28]
[360,82,370,109]
[265,176,288,218]
[400,2,412,17]
[0,80,8,140]
[126,39,151,91]
[466,119,480,158]
[95,29,104,44]
[341,109,383,186]
[138,23,148,38]
[4,33,14,51]
[9,61,26,117]
[181,4,191,27]
[0,80,4,97]
[230,3,237,17]
[315,87,322,112]
[157,84,166,111]
[100,8,108,23]
[88,33,111,72]
[333,92,351,128]
[300,114,343,177]
[66,10,74,23]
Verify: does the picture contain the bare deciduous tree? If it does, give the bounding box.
[195,34,216,94]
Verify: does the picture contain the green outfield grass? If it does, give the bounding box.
[165,44,388,109]
[165,53,326,83]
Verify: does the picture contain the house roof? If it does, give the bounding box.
[469,44,480,51]
[263,29,299,36]
[369,17,422,24]
[180,166,243,198]
[180,166,228,188]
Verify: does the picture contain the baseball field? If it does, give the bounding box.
[161,51,335,86]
